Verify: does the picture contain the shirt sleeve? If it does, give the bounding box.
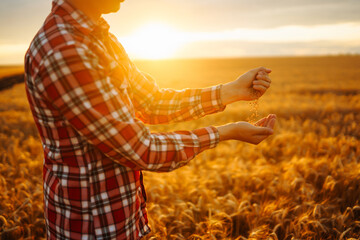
[128,65,226,124]
[36,44,220,172]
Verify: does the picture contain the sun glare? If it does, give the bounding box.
[121,22,186,60]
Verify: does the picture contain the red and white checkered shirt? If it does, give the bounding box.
[24,0,225,239]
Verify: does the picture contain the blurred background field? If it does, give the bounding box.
[0,56,359,239]
[0,66,23,78]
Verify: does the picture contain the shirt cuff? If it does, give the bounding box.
[200,85,226,115]
[192,126,220,153]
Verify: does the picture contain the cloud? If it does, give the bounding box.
[1,0,360,63]
[184,23,360,43]
[110,0,360,32]
[117,22,360,59]
[175,40,360,58]
[0,0,50,41]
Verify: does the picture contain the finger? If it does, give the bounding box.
[264,114,277,129]
[256,66,271,73]
[256,74,271,83]
[253,80,270,88]
[263,114,271,126]
[255,66,272,74]
[269,114,277,120]
[267,118,276,129]
[253,85,267,93]
[265,68,272,73]
[254,117,267,126]
[254,118,266,127]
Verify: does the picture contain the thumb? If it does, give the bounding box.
[253,66,272,74]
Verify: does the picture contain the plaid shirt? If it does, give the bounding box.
[24,0,225,239]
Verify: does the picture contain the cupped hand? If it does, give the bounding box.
[254,113,276,128]
[218,114,277,144]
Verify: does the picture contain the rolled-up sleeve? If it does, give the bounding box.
[128,65,226,124]
[36,44,220,172]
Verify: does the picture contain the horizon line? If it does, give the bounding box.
[1,53,359,67]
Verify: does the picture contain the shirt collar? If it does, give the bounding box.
[51,0,110,37]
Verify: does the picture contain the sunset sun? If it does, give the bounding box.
[120,22,186,60]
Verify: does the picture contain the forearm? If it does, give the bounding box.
[134,84,226,124]
[143,126,220,172]
[98,124,220,172]
[217,123,234,141]
[220,82,246,105]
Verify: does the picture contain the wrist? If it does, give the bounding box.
[220,82,245,105]
[220,83,236,105]
[217,124,234,141]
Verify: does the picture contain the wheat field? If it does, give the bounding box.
[0,56,359,239]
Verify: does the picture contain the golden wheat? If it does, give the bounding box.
[0,56,359,239]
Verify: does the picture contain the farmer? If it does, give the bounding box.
[24,0,276,239]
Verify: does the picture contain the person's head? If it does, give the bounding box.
[95,0,124,14]
[68,0,124,20]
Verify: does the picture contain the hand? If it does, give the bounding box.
[254,70,272,98]
[217,114,277,145]
[220,67,272,104]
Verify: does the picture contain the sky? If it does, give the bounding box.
[0,0,360,64]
